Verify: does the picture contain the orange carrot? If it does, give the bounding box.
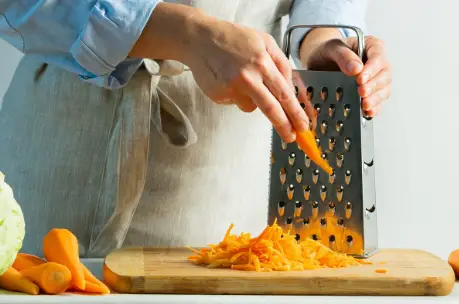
[296,130,333,174]
[82,281,111,294]
[80,263,110,294]
[0,267,40,295]
[43,228,85,290]
[20,262,71,295]
[375,268,388,274]
[12,253,46,271]
[187,219,365,272]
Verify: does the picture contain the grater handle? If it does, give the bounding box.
[283,24,371,119]
[282,24,365,60]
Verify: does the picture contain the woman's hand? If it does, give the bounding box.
[300,29,392,117]
[183,17,311,143]
[131,3,311,143]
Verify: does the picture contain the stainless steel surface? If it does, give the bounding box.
[267,25,378,258]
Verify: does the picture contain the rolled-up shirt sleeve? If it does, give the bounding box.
[0,0,161,89]
[288,0,368,67]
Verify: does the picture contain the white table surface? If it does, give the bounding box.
[0,259,457,304]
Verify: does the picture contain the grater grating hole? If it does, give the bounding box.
[287,184,295,200]
[336,87,343,101]
[345,202,352,219]
[277,201,285,216]
[294,86,299,96]
[328,104,335,118]
[312,234,319,241]
[280,168,287,185]
[329,137,336,151]
[321,120,328,135]
[344,104,351,118]
[336,120,344,133]
[307,86,313,100]
[336,153,344,168]
[288,152,296,166]
[314,103,321,114]
[281,140,287,150]
[295,234,300,241]
[329,235,336,243]
[329,201,335,209]
[303,185,311,200]
[300,103,305,109]
[346,235,353,243]
[321,152,327,160]
[320,185,327,201]
[303,217,310,226]
[305,155,311,168]
[321,87,328,101]
[345,169,351,185]
[337,218,344,226]
[344,137,351,151]
[320,218,327,227]
[294,201,303,217]
[296,168,303,183]
[312,169,319,184]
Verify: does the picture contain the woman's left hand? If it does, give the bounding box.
[304,34,392,117]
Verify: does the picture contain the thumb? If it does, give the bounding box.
[323,40,364,76]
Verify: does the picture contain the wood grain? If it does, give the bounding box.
[103,247,455,296]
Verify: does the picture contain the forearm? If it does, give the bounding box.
[129,3,206,63]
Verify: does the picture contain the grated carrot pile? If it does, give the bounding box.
[187,220,368,272]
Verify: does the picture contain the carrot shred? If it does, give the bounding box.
[187,221,367,272]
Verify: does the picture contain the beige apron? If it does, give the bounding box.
[0,0,293,258]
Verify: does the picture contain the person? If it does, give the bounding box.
[0,1,391,257]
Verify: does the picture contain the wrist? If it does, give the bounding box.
[129,3,208,63]
[299,28,343,66]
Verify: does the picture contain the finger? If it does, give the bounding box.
[358,68,392,98]
[367,104,382,117]
[356,38,388,84]
[261,59,310,133]
[235,95,257,113]
[322,39,364,76]
[264,35,294,90]
[361,85,391,111]
[246,77,296,143]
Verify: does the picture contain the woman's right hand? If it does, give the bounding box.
[183,15,310,143]
[130,3,311,143]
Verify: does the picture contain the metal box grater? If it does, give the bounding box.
[268,25,378,258]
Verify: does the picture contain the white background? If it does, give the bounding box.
[0,0,457,261]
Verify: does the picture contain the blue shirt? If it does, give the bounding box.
[0,0,367,90]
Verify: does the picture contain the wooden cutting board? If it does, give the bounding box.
[103,247,455,296]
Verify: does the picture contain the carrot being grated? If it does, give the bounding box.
[187,219,367,272]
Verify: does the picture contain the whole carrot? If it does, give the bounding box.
[0,267,39,295]
[43,228,85,290]
[20,262,71,295]
[12,253,46,271]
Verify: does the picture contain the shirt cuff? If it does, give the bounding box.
[70,0,161,88]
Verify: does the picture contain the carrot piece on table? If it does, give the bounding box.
[12,253,46,271]
[0,267,40,295]
[20,262,71,295]
[80,263,110,294]
[43,228,85,290]
[187,218,364,272]
[82,281,111,294]
[296,130,333,175]
[375,268,388,274]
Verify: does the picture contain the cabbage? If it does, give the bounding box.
[0,172,25,275]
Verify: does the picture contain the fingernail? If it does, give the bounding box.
[298,120,309,132]
[346,60,361,74]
